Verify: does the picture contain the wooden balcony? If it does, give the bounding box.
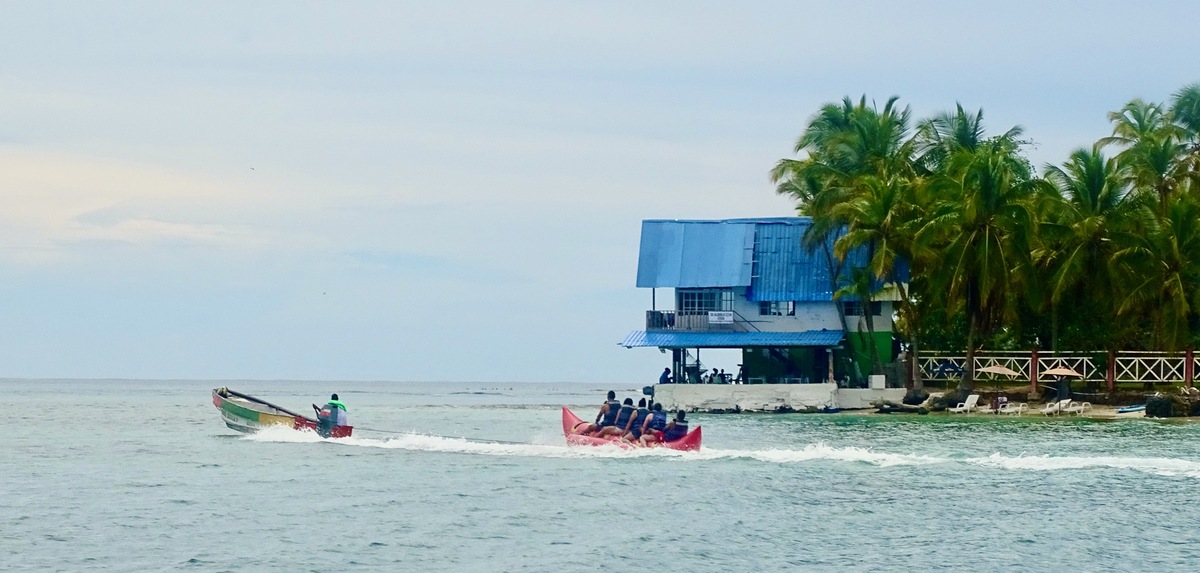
[645,310,754,332]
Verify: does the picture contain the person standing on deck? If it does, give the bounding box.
[659,368,672,385]
[312,393,348,437]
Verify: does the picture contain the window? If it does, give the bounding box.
[677,289,733,314]
[759,301,796,316]
[842,301,882,317]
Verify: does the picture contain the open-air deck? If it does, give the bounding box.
[645,309,757,332]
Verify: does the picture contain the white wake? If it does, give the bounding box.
[242,426,1200,478]
[968,452,1200,479]
[242,426,940,465]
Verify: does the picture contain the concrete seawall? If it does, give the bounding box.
[652,383,906,412]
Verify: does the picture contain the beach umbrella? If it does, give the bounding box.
[1042,367,1084,378]
[977,365,1020,377]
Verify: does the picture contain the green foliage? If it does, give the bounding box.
[774,83,1200,372]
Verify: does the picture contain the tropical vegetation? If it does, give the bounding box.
[771,84,1200,388]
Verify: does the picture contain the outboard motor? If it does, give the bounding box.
[643,385,655,409]
[316,403,338,438]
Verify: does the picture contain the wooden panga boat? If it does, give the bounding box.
[212,387,353,438]
[561,406,701,451]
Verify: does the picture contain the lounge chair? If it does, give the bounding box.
[1038,399,1072,415]
[948,394,981,414]
[999,402,1027,415]
[1062,401,1092,415]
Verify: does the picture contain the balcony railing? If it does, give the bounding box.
[645,310,756,332]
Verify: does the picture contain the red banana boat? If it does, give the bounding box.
[561,406,702,451]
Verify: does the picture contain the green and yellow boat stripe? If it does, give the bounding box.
[221,399,294,427]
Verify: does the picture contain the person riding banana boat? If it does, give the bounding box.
[576,391,620,435]
[596,398,639,438]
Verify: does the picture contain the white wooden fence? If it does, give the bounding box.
[918,351,1196,387]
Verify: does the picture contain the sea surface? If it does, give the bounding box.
[5,379,1200,572]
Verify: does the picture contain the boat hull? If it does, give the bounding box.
[212,388,353,438]
[561,406,701,451]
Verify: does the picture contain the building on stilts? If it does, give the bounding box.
[620,217,909,411]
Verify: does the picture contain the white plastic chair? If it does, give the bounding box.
[948,394,981,414]
[1039,398,1071,415]
[999,402,1027,415]
[1062,401,1092,415]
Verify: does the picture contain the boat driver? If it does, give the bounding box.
[313,393,348,437]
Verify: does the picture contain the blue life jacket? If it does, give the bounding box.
[664,420,688,441]
[648,411,668,431]
[600,400,620,426]
[631,408,649,434]
[614,405,635,429]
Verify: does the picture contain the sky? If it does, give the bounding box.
[1,1,1198,383]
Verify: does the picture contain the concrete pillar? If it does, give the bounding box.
[826,348,834,383]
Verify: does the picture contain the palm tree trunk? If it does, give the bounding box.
[823,242,851,383]
[865,306,883,375]
[894,281,922,390]
[1051,302,1058,353]
[963,318,977,391]
[910,334,923,390]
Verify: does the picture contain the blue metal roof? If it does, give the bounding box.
[635,217,906,302]
[636,220,755,288]
[750,219,833,302]
[620,330,845,348]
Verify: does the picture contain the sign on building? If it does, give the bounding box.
[708,311,734,324]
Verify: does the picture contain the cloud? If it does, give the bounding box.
[0,147,279,261]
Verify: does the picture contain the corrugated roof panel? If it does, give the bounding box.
[635,221,754,288]
[635,217,892,299]
[619,330,845,348]
[748,220,876,302]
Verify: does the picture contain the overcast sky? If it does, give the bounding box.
[1,2,1197,383]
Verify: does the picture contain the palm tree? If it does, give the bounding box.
[772,95,918,384]
[1171,84,1200,137]
[1100,98,1188,212]
[921,135,1041,389]
[915,104,985,173]
[1114,199,1200,350]
[1170,84,1200,196]
[771,95,913,215]
[1037,145,1133,350]
[835,267,886,377]
[828,173,931,388]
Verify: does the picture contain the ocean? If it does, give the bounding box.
[5,379,1200,572]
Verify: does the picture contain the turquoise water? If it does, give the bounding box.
[6,379,1200,571]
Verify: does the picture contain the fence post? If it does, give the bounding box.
[1187,349,1195,388]
[1030,348,1039,395]
[1106,350,1115,392]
